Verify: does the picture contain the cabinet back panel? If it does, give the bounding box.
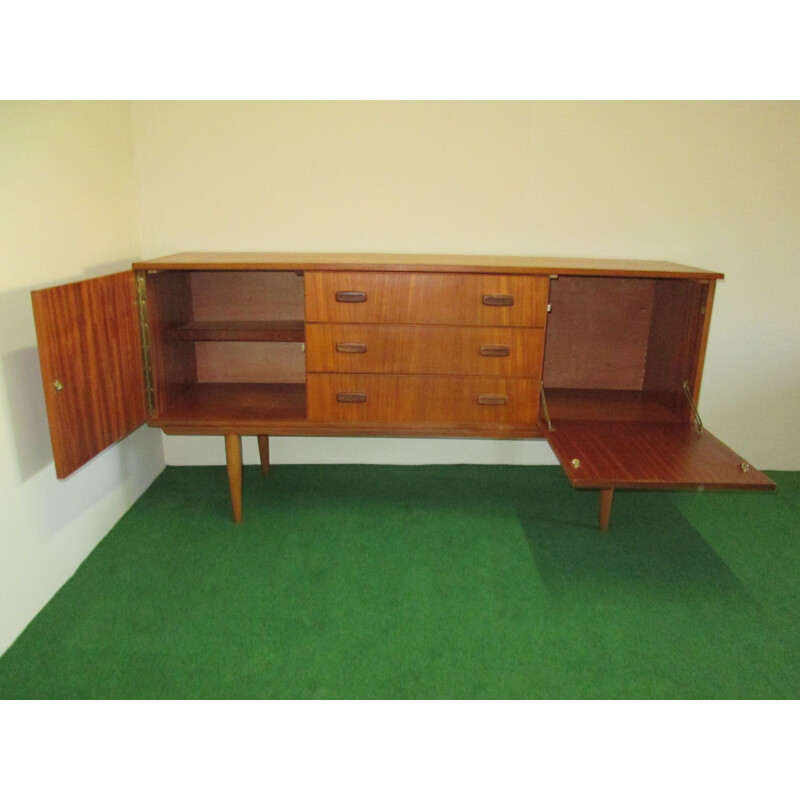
[191,271,304,321]
[145,271,197,413]
[195,342,306,383]
[543,277,655,390]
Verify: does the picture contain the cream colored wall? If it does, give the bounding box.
[2,100,792,658]
[0,101,796,657]
[0,102,165,654]
[131,100,800,470]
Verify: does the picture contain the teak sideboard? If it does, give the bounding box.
[31,252,775,529]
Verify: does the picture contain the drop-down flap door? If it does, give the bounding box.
[546,420,775,492]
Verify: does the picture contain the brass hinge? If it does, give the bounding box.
[136,272,156,417]
[682,379,703,435]
[540,384,555,432]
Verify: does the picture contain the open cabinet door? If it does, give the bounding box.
[31,270,148,478]
[547,420,775,491]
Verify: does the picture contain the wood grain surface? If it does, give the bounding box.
[134,251,724,279]
[546,420,775,490]
[31,271,147,477]
[306,323,544,377]
[306,272,549,326]
[307,374,539,425]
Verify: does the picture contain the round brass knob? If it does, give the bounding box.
[571,458,580,469]
[53,380,63,392]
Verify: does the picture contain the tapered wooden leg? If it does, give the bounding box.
[225,433,243,523]
[257,435,270,476]
[599,488,614,531]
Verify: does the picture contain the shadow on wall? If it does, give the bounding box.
[0,287,54,480]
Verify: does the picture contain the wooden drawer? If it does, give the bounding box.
[305,272,549,326]
[307,374,539,425]
[306,323,544,377]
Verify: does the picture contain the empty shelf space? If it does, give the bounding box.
[171,320,305,342]
[154,383,307,427]
[543,389,686,423]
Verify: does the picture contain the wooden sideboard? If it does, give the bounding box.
[31,252,775,529]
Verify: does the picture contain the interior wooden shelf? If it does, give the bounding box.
[172,320,305,342]
[154,382,307,426]
[543,388,686,423]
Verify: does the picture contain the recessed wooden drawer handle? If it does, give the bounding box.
[336,392,367,403]
[335,291,368,303]
[335,342,368,354]
[479,345,511,357]
[482,294,514,307]
[477,393,509,405]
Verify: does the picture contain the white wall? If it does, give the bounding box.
[130,100,800,470]
[0,102,165,654]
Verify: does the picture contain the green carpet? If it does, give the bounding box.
[1,465,797,699]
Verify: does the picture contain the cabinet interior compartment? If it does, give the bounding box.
[145,270,307,424]
[542,276,707,422]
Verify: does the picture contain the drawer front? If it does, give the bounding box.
[306,324,544,377]
[305,272,549,326]
[307,374,539,424]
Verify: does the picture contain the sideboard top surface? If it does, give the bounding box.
[133,252,724,280]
